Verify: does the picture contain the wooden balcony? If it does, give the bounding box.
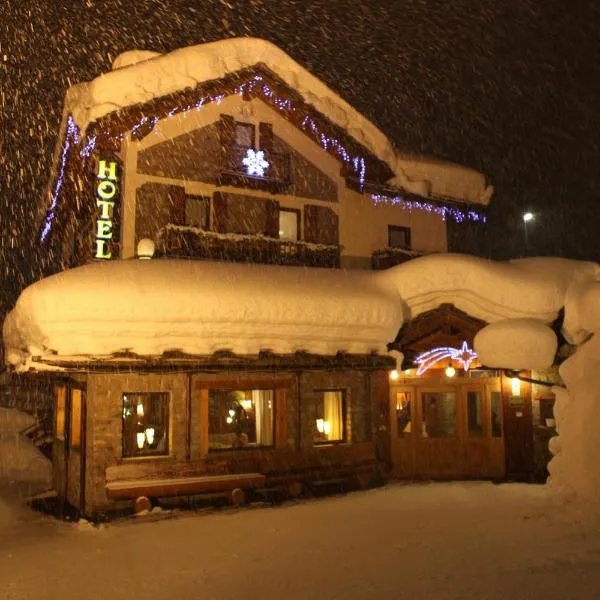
[371,247,426,270]
[156,226,341,268]
[219,144,291,193]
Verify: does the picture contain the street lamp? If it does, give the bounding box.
[522,212,534,254]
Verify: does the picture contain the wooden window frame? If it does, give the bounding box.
[278,207,301,241]
[198,379,290,457]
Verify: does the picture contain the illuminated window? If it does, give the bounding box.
[122,393,169,458]
[208,389,274,450]
[279,208,300,241]
[70,389,83,450]
[313,390,346,444]
[55,385,66,439]
[396,391,412,436]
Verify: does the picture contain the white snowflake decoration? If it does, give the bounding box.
[242,148,269,177]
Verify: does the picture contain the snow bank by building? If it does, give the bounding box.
[562,281,600,344]
[0,408,51,488]
[3,259,403,368]
[380,254,600,323]
[64,37,492,204]
[474,319,557,370]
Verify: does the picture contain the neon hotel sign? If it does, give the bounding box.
[95,159,118,259]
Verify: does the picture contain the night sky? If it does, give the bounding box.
[1,0,599,307]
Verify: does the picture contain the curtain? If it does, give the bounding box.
[253,390,274,446]
[324,391,343,441]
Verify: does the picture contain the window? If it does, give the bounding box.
[313,390,346,444]
[185,195,210,229]
[467,391,483,436]
[234,122,255,147]
[122,393,169,458]
[279,208,300,241]
[388,225,411,249]
[208,389,274,450]
[490,391,502,437]
[421,392,456,438]
[70,389,83,450]
[395,391,412,436]
[55,385,66,439]
[539,396,555,427]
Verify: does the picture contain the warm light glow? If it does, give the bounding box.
[228,409,236,417]
[226,416,234,424]
[240,399,253,410]
[511,377,521,396]
[145,427,155,445]
[445,365,456,378]
[136,432,146,449]
[522,212,534,222]
[390,369,399,381]
[404,369,412,375]
[316,418,325,434]
[136,402,144,417]
[323,421,332,436]
[415,341,478,375]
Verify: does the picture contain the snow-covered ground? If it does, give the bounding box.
[1,481,600,600]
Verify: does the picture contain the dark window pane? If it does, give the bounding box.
[235,122,255,147]
[388,225,411,249]
[421,392,456,438]
[467,391,483,436]
[122,393,169,458]
[490,391,502,437]
[185,195,210,229]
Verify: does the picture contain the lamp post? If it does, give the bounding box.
[522,212,534,255]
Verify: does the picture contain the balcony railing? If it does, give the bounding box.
[156,225,341,268]
[371,247,426,270]
[219,144,291,193]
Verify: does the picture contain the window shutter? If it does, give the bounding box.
[303,204,339,245]
[219,114,235,169]
[212,192,228,233]
[259,122,273,154]
[265,198,280,238]
[304,204,319,244]
[168,185,186,226]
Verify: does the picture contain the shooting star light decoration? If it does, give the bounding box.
[415,341,478,375]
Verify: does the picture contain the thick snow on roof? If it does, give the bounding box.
[3,259,402,369]
[380,254,600,324]
[474,319,557,370]
[64,37,491,204]
[562,281,600,344]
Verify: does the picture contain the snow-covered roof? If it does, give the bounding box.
[5,254,600,372]
[3,259,402,370]
[379,254,600,324]
[63,37,492,205]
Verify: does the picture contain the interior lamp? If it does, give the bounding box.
[145,427,155,446]
[136,402,144,417]
[136,431,146,449]
[445,365,456,378]
[390,369,399,381]
[511,377,521,396]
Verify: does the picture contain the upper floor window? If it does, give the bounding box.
[185,195,210,229]
[388,225,411,249]
[279,208,300,241]
[234,122,255,147]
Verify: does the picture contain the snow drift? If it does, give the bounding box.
[3,259,403,366]
[474,319,557,370]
